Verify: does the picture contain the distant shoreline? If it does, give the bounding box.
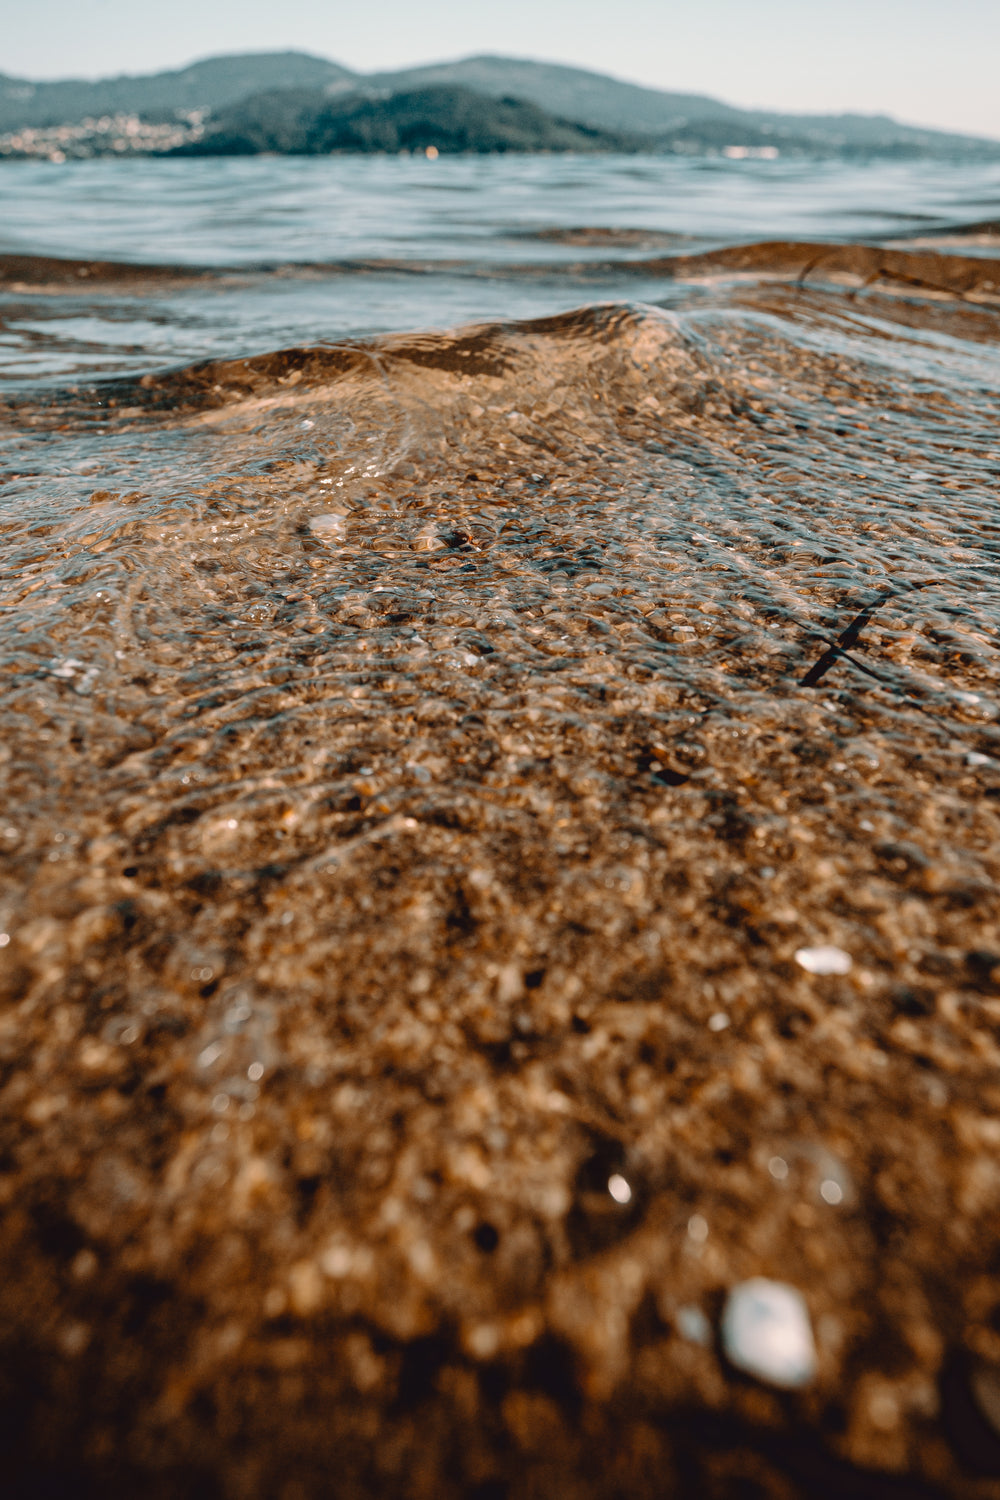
[2,52,998,163]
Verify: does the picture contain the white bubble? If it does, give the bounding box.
[820,1179,844,1205]
[768,1156,789,1181]
[708,1012,730,1032]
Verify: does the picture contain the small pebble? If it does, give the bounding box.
[607,1173,632,1204]
[721,1278,817,1389]
[687,1213,709,1243]
[795,945,852,975]
[676,1305,711,1345]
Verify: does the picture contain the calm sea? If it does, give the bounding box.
[1,153,998,380]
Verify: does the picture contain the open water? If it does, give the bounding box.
[1,153,1000,379]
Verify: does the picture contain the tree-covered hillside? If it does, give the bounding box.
[172,86,645,156]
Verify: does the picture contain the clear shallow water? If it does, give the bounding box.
[4,153,1000,1494]
[1,153,999,383]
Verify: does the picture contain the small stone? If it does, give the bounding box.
[288,1259,324,1316]
[687,1213,709,1244]
[59,1322,91,1357]
[721,1278,817,1389]
[676,1305,712,1345]
[607,1173,632,1204]
[795,945,852,975]
[321,1244,353,1278]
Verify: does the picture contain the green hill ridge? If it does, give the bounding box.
[171,85,644,156]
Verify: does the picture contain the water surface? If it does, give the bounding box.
[3,153,1000,1499]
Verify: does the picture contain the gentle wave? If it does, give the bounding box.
[4,236,1000,292]
[4,239,998,416]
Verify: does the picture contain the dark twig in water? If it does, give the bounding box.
[796,252,974,302]
[800,589,896,687]
[799,580,939,688]
[851,267,973,303]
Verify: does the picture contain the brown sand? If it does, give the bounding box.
[2,270,1000,1497]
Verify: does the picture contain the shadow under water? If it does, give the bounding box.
[2,243,1000,1498]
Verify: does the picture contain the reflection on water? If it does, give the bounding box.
[2,157,1000,1496]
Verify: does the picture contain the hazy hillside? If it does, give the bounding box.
[173,85,643,157]
[1,50,997,158]
[371,56,999,155]
[0,52,353,130]
[367,55,739,132]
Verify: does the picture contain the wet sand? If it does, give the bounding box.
[2,254,1000,1497]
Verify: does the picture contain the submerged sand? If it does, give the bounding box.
[2,251,1000,1496]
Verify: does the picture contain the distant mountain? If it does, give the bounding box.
[367,55,743,133]
[0,52,353,130]
[1,50,997,158]
[173,85,642,156]
[368,56,742,133]
[371,56,999,156]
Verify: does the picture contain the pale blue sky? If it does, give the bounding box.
[5,0,999,138]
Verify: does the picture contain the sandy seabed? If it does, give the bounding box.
[3,246,1000,1496]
